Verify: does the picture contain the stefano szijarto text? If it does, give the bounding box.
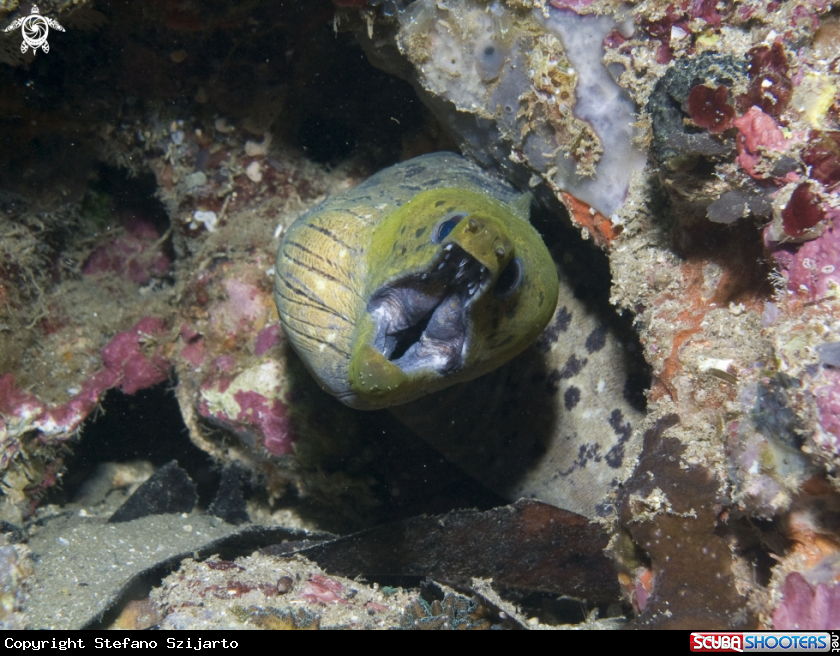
[5,639,240,650]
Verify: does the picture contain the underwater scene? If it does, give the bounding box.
[0,0,838,630]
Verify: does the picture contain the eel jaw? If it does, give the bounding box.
[367,243,491,375]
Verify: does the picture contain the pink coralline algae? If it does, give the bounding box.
[197,361,296,456]
[179,324,206,368]
[765,209,840,301]
[689,0,725,27]
[773,572,840,630]
[231,391,293,456]
[254,325,281,357]
[101,317,170,395]
[0,373,111,462]
[814,368,840,454]
[209,279,266,338]
[365,601,389,614]
[732,106,789,179]
[638,6,686,65]
[548,0,596,10]
[687,85,735,133]
[82,216,170,285]
[212,355,237,373]
[301,574,347,605]
[180,341,205,368]
[637,1,727,64]
[0,317,170,453]
[791,4,820,32]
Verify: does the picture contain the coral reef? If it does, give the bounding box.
[152,552,506,630]
[3,0,840,631]
[341,0,840,629]
[358,0,646,244]
[0,537,31,630]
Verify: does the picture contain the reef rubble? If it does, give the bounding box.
[0,0,839,629]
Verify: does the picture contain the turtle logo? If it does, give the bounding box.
[4,5,65,54]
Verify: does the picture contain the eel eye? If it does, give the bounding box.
[494,257,523,299]
[431,213,467,244]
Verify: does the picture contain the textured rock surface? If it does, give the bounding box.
[2,0,840,630]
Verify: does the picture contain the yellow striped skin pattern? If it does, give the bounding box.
[274,152,558,410]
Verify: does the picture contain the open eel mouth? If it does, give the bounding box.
[366,243,491,375]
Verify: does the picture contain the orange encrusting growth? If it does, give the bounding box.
[560,192,620,248]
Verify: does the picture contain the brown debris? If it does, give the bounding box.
[619,415,753,629]
[295,500,620,602]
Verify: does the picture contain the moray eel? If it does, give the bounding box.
[274,152,559,410]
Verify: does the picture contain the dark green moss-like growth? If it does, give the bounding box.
[647,53,746,170]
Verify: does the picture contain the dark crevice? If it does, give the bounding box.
[530,195,651,412]
[53,384,220,509]
[89,164,171,236]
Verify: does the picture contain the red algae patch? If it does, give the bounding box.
[688,85,735,133]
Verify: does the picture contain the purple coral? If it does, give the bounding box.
[782,183,826,238]
[814,368,840,456]
[765,208,840,301]
[773,572,840,630]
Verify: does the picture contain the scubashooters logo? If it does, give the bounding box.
[690,632,835,653]
[4,5,65,54]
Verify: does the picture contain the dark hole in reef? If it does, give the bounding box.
[691,156,717,177]
[288,30,431,166]
[717,516,790,589]
[89,164,171,237]
[298,113,357,164]
[672,213,775,304]
[751,542,778,587]
[55,384,220,508]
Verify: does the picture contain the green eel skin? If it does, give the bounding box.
[276,152,646,518]
[275,152,559,411]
